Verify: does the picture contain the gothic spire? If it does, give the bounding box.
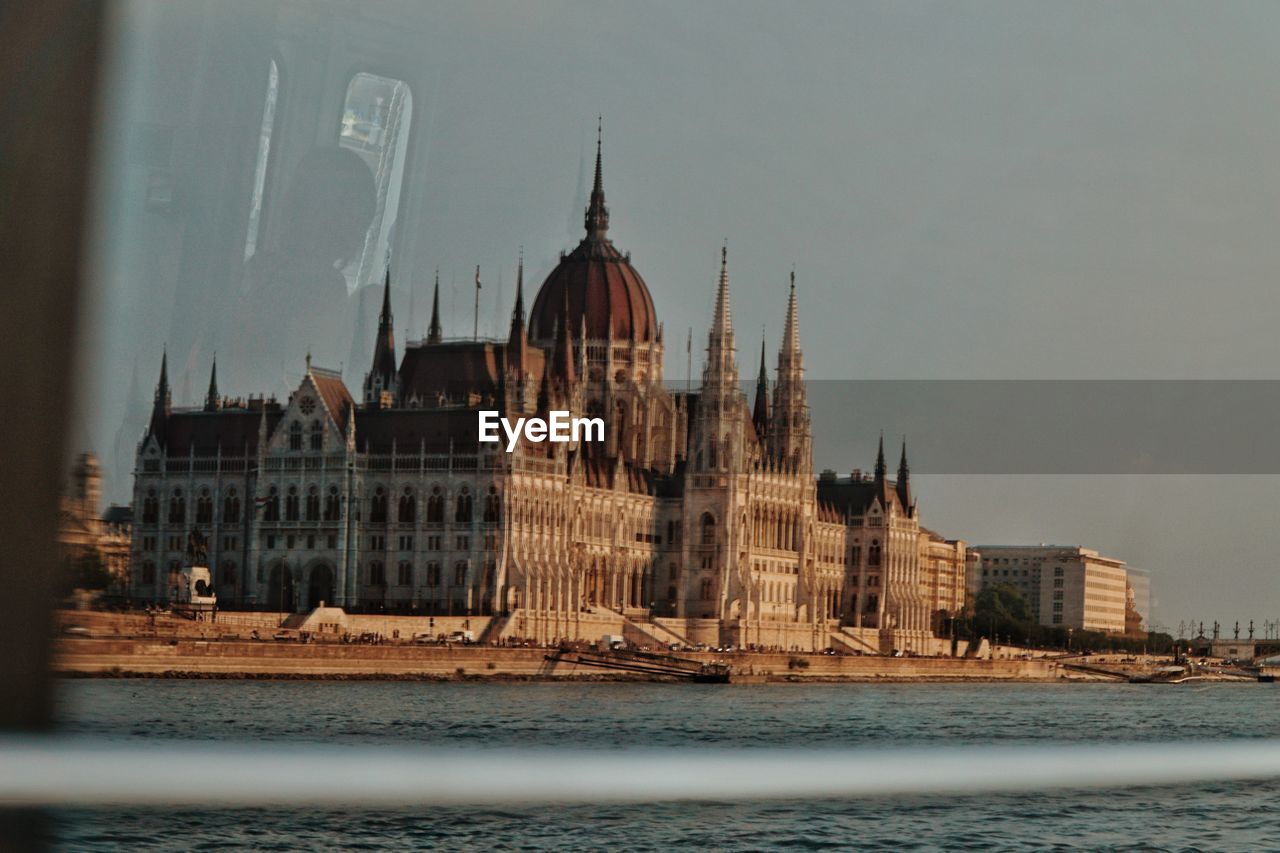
[874,432,887,483]
[148,347,171,440]
[781,269,799,357]
[204,355,219,412]
[553,284,576,383]
[366,265,398,405]
[710,244,733,343]
[897,438,912,509]
[584,117,609,239]
[427,268,442,344]
[752,333,769,439]
[507,249,527,373]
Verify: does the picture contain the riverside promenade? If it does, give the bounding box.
[53,611,1062,682]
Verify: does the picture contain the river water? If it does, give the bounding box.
[50,680,1280,850]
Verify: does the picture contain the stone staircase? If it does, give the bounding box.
[597,608,691,648]
[831,626,882,655]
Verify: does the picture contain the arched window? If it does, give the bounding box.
[168,490,185,525]
[454,562,468,586]
[324,486,341,521]
[454,488,472,523]
[868,540,882,567]
[262,486,279,522]
[221,562,237,585]
[142,489,159,524]
[426,562,441,587]
[305,485,320,521]
[397,561,413,586]
[483,486,500,523]
[369,486,387,524]
[310,420,323,451]
[398,488,416,524]
[284,485,300,521]
[141,561,156,585]
[700,512,716,547]
[289,421,303,451]
[338,72,413,294]
[426,486,444,524]
[223,488,241,525]
[195,488,213,524]
[369,561,385,585]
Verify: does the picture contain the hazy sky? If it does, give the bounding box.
[81,1,1280,631]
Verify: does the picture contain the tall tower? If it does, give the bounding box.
[682,246,750,628]
[768,272,811,474]
[364,266,398,406]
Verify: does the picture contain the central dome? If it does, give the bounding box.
[528,136,658,345]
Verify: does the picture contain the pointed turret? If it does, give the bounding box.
[147,347,171,441]
[507,250,528,376]
[204,355,219,412]
[584,117,609,239]
[694,244,742,472]
[709,245,733,346]
[874,433,887,483]
[752,334,769,440]
[768,270,811,473]
[427,269,443,344]
[553,285,576,384]
[897,439,912,509]
[364,265,399,406]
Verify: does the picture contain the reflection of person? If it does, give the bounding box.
[215,146,377,394]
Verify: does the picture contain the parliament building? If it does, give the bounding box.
[130,141,967,653]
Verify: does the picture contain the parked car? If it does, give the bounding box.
[446,630,475,644]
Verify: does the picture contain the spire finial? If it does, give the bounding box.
[204,353,219,411]
[585,117,609,238]
[428,269,442,344]
[380,263,392,322]
[508,247,526,350]
[874,431,887,481]
[780,268,801,358]
[709,242,733,342]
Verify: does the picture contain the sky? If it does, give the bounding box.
[78,0,1280,632]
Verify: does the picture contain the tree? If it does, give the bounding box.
[972,583,1033,641]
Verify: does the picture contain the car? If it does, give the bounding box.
[272,631,294,641]
[445,630,474,644]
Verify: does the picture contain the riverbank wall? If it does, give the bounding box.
[54,637,1059,682]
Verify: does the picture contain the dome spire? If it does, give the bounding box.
[584,116,609,239]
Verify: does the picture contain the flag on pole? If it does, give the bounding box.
[473,265,482,340]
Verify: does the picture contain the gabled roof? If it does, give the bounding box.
[309,369,354,432]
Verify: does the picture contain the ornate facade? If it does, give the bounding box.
[130,140,964,652]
